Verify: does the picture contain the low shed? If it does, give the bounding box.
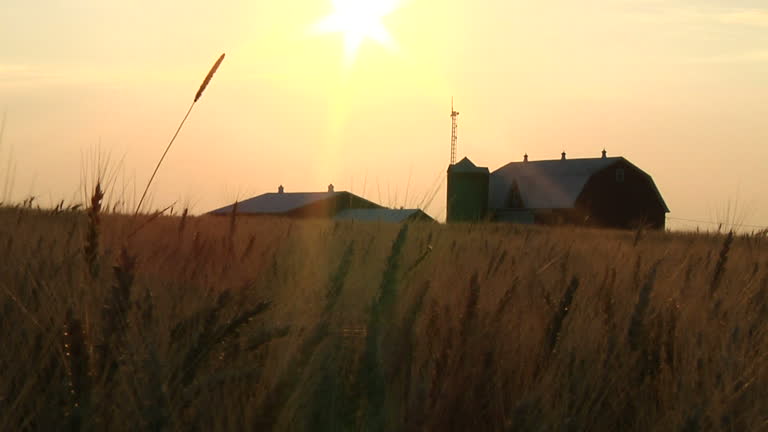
[209,185,382,219]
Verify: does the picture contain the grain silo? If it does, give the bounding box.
[447,157,490,222]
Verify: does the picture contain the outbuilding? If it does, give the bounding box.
[209,184,435,223]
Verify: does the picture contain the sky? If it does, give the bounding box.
[1,0,767,228]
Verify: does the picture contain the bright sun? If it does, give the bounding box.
[314,0,399,63]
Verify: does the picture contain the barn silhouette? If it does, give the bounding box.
[209,184,435,223]
[447,150,669,229]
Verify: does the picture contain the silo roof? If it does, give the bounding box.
[448,157,490,174]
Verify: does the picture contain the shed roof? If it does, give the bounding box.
[209,192,341,215]
[335,208,434,223]
[489,157,668,211]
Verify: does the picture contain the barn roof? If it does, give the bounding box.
[489,157,669,211]
[335,208,435,223]
[209,192,341,215]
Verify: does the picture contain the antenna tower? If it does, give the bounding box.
[450,97,459,165]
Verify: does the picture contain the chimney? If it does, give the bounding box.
[601,149,607,159]
[561,152,566,160]
[523,153,528,162]
[328,183,335,193]
[278,185,284,194]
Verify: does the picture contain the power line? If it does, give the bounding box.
[667,216,768,230]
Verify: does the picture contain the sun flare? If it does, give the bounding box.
[314,0,399,64]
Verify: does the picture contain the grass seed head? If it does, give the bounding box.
[84,182,104,278]
[194,53,225,103]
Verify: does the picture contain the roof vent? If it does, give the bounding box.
[561,152,566,160]
[602,149,607,159]
[278,185,284,194]
[328,184,335,193]
[523,153,528,162]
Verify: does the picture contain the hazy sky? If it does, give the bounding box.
[2,0,767,227]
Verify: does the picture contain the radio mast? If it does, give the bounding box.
[450,97,460,165]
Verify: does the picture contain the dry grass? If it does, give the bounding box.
[0,205,767,431]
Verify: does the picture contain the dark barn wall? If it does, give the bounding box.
[577,161,667,229]
[530,209,587,226]
[447,172,490,222]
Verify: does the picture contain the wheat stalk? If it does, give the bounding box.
[545,276,580,354]
[135,53,226,216]
[228,200,238,247]
[84,182,104,278]
[178,207,189,239]
[63,308,92,431]
[0,111,6,156]
[711,231,734,294]
[628,260,662,351]
[127,201,177,240]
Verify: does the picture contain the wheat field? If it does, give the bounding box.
[1,204,766,431]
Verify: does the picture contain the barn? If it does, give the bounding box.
[209,184,435,223]
[447,151,670,229]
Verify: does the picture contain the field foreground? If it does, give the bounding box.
[1,208,767,431]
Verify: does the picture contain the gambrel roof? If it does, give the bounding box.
[489,157,669,212]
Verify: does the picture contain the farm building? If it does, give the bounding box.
[209,184,435,223]
[335,208,435,223]
[447,151,669,229]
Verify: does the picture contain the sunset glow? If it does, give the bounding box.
[313,0,399,63]
[2,1,768,227]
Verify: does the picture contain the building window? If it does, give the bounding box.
[616,168,625,183]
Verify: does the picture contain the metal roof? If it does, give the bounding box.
[489,157,669,211]
[209,192,341,215]
[334,208,434,223]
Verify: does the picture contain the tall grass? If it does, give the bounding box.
[0,111,17,204]
[0,208,766,430]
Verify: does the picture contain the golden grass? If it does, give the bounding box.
[0,206,766,430]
